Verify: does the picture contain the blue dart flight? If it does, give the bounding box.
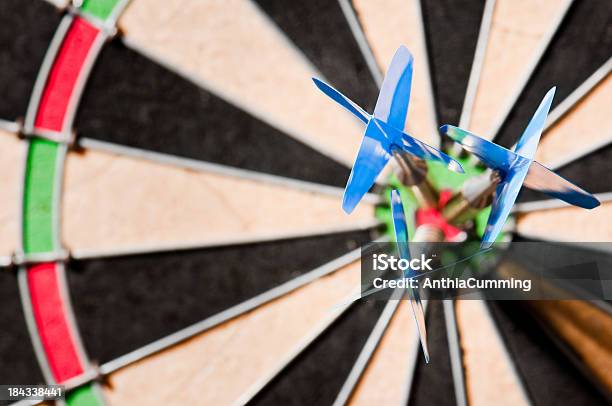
[390,189,429,363]
[442,87,600,249]
[312,45,464,214]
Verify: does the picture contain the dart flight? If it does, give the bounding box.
[390,189,429,363]
[442,87,600,249]
[312,45,464,214]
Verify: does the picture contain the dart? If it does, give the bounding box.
[390,189,429,363]
[442,87,600,249]
[312,45,464,214]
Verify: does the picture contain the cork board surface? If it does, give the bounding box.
[352,0,439,147]
[455,299,530,406]
[469,0,569,137]
[62,148,376,255]
[516,202,612,242]
[537,74,612,168]
[118,0,363,167]
[0,131,23,258]
[102,260,361,405]
[348,300,417,405]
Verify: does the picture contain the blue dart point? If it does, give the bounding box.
[441,87,600,249]
[312,45,464,214]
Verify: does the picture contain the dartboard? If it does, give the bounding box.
[0,0,610,405]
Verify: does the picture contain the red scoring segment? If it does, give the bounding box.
[27,263,86,383]
[34,17,99,132]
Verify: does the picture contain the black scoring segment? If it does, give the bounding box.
[421,0,486,126]
[75,41,349,187]
[0,0,61,121]
[250,300,386,405]
[67,231,373,363]
[0,271,44,403]
[408,300,456,406]
[253,0,379,111]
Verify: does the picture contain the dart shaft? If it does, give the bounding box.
[392,150,438,209]
[443,170,500,224]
